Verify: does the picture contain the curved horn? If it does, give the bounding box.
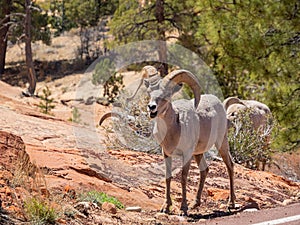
[164,70,201,109]
[126,66,159,101]
[99,112,123,125]
[223,97,244,110]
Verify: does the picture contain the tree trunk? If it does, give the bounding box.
[0,0,11,76]
[24,0,36,96]
[155,0,168,76]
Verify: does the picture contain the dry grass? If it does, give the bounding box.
[9,148,60,223]
[101,92,159,153]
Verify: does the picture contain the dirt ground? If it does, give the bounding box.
[0,77,299,224]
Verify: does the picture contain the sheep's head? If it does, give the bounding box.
[127,65,161,101]
[147,70,201,119]
[226,104,247,122]
[147,88,171,118]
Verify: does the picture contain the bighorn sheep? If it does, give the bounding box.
[223,97,273,170]
[147,69,235,215]
[224,97,272,130]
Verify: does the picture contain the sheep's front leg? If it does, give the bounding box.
[180,157,192,216]
[161,155,172,214]
[191,154,209,209]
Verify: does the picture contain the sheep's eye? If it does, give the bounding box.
[157,96,168,103]
[144,80,150,88]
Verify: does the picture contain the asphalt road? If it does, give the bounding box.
[197,202,300,225]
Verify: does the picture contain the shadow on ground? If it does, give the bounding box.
[187,204,254,222]
[2,59,91,87]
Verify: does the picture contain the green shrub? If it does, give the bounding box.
[228,108,274,170]
[103,73,124,103]
[38,86,55,115]
[79,190,124,209]
[24,197,57,225]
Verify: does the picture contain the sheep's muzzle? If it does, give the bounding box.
[149,111,158,118]
[148,103,158,118]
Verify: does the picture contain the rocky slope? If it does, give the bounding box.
[0,80,299,224]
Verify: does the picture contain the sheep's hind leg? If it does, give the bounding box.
[218,137,236,208]
[161,156,172,214]
[180,157,192,216]
[191,154,209,209]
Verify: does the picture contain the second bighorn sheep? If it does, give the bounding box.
[223,97,273,170]
[147,69,235,215]
[224,97,272,130]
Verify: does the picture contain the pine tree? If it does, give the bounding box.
[109,0,198,75]
[38,86,55,115]
[194,0,300,151]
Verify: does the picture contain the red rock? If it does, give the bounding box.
[40,187,50,198]
[207,188,229,201]
[56,218,67,224]
[64,184,73,192]
[6,205,21,213]
[102,202,117,214]
[244,197,260,210]
[0,171,13,180]
[5,187,12,196]
[64,185,76,199]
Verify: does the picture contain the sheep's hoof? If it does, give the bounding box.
[160,203,171,214]
[227,202,236,210]
[179,211,188,217]
[180,204,188,216]
[160,208,170,214]
[190,200,201,209]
